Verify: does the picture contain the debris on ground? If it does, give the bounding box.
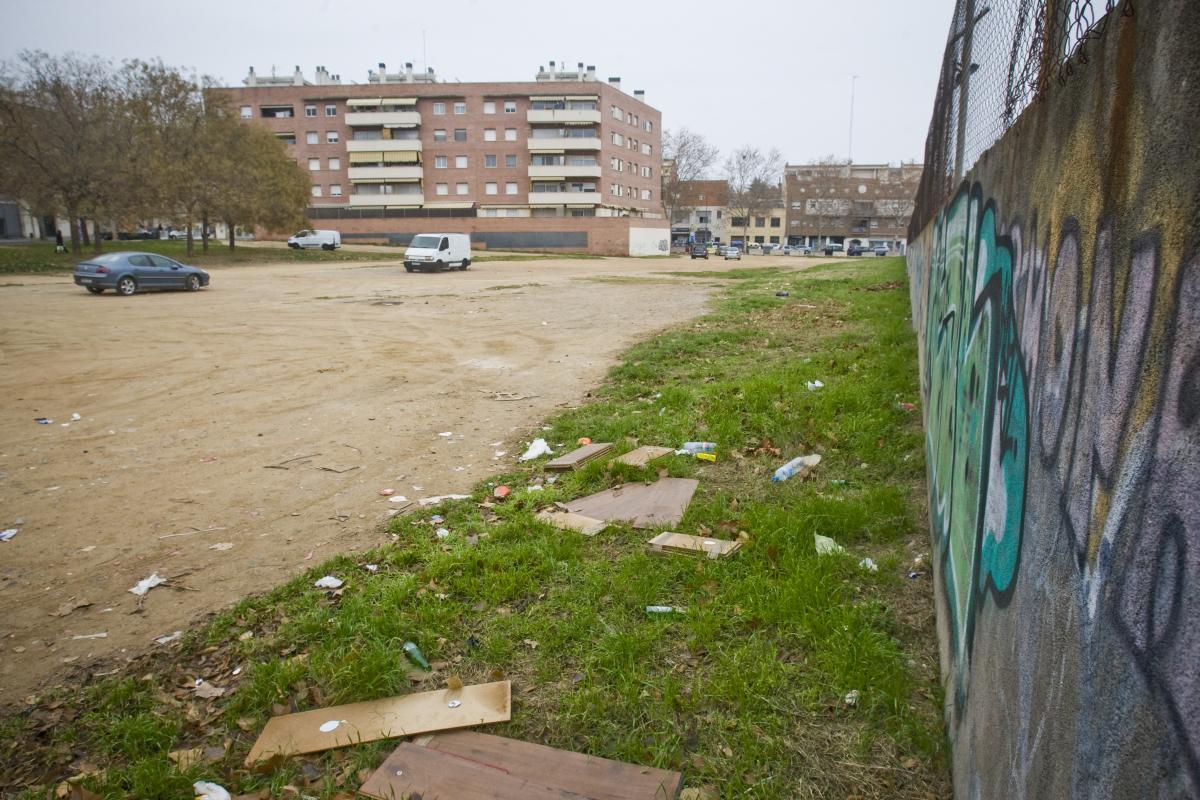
[435,527,450,539]
[209,542,234,551]
[313,576,344,590]
[565,478,698,529]
[614,445,674,467]
[805,380,825,391]
[403,640,431,669]
[545,442,613,471]
[70,632,107,641]
[897,401,916,412]
[50,598,92,617]
[193,679,226,699]
[771,453,821,482]
[388,495,410,503]
[645,605,687,615]
[677,441,716,455]
[35,418,52,424]
[493,485,510,501]
[154,630,183,645]
[192,781,232,800]
[536,509,607,536]
[647,531,744,560]
[844,689,861,707]
[814,534,846,556]
[576,436,592,445]
[379,488,395,496]
[518,438,553,461]
[859,557,879,572]
[418,494,470,506]
[128,573,166,596]
[0,528,18,542]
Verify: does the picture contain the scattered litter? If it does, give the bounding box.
[192,780,231,800]
[243,680,511,763]
[71,412,82,421]
[545,442,613,471]
[615,445,674,467]
[209,542,233,551]
[775,291,790,297]
[167,747,203,769]
[435,527,450,539]
[155,631,183,645]
[238,630,254,641]
[430,515,444,524]
[859,557,879,572]
[128,573,166,596]
[379,488,395,496]
[772,453,822,482]
[695,452,716,462]
[418,494,470,507]
[647,531,743,560]
[0,528,17,542]
[388,495,410,503]
[526,485,543,492]
[157,525,225,540]
[518,438,553,461]
[806,380,825,391]
[71,632,107,640]
[844,689,861,707]
[438,431,453,438]
[364,564,379,573]
[194,679,226,699]
[577,437,592,445]
[566,478,698,529]
[897,402,916,412]
[907,570,924,580]
[814,534,846,556]
[646,605,687,615]
[493,485,510,500]
[314,576,344,590]
[546,475,558,484]
[678,441,716,455]
[493,450,506,459]
[537,509,607,536]
[447,699,462,708]
[35,418,52,424]
[50,598,92,617]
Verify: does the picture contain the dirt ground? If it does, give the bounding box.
[0,252,816,705]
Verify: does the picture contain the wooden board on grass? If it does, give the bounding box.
[359,731,684,800]
[614,445,675,467]
[243,680,510,765]
[565,478,698,529]
[647,531,742,559]
[544,442,614,472]
[537,509,607,536]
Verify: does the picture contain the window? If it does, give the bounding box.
[504,101,516,113]
[432,102,446,115]
[455,155,467,168]
[769,236,780,244]
[754,236,765,243]
[611,105,622,119]
[770,217,781,227]
[435,182,449,195]
[311,185,322,197]
[698,213,711,224]
[644,119,652,132]
[506,208,521,216]
[756,217,766,227]
[641,166,652,178]
[732,217,747,227]
[240,105,252,119]
[610,157,621,171]
[505,182,518,195]
[504,128,517,141]
[483,208,498,217]
[610,184,622,197]
[325,104,337,117]
[434,155,448,168]
[611,132,624,146]
[328,157,341,170]
[433,129,447,142]
[484,128,496,141]
[326,131,339,144]
[505,154,517,167]
[308,158,320,171]
[642,143,652,156]
[276,133,296,145]
[484,154,497,168]
[485,182,498,195]
[456,182,469,195]
[305,105,316,117]
[306,131,318,144]
[453,128,467,142]
[453,101,466,114]
[483,101,496,114]
[641,188,652,200]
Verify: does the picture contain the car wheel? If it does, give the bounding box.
[404,266,414,273]
[116,276,137,296]
[460,259,470,270]
[322,243,333,251]
[86,286,104,294]
[186,274,201,291]
[436,260,446,272]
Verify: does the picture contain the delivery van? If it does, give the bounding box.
[403,233,472,272]
[287,229,341,250]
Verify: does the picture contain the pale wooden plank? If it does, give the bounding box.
[614,445,675,467]
[647,531,742,559]
[544,442,614,472]
[243,680,510,764]
[358,742,567,800]
[537,509,608,536]
[565,478,698,529]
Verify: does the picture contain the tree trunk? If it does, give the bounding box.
[227,220,235,250]
[67,208,81,255]
[79,218,90,246]
[201,212,209,254]
[92,219,103,254]
[186,215,194,257]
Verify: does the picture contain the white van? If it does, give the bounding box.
[403,233,472,272]
[287,229,342,250]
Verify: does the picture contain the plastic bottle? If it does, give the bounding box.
[679,442,717,454]
[771,454,821,482]
[402,640,430,669]
[646,605,687,615]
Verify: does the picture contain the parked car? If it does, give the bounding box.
[823,243,845,256]
[785,244,813,256]
[762,243,783,254]
[872,244,890,256]
[404,233,472,272]
[690,244,709,259]
[73,252,210,296]
[724,246,742,260]
[287,229,342,250]
[847,243,866,256]
[746,243,763,255]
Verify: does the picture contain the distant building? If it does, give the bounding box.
[784,162,922,253]
[728,188,786,248]
[669,179,728,247]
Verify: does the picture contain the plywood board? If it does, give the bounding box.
[615,445,675,467]
[359,732,684,800]
[243,680,510,764]
[544,442,614,472]
[537,509,607,536]
[647,531,742,559]
[564,478,698,529]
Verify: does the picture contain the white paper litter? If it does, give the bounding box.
[438,431,453,438]
[155,631,183,645]
[0,528,17,542]
[435,527,450,539]
[518,438,553,461]
[806,380,825,391]
[71,412,82,421]
[193,780,232,800]
[844,689,861,707]
[526,485,544,492]
[417,494,470,506]
[364,564,379,572]
[814,534,845,556]
[71,632,108,640]
[493,450,506,459]
[314,575,344,589]
[129,572,165,596]
[209,542,233,551]
[858,557,879,572]
[388,495,410,503]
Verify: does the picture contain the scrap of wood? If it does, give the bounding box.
[315,464,359,473]
[614,445,674,467]
[647,531,742,559]
[537,509,607,536]
[263,453,321,470]
[544,442,614,472]
[565,478,698,529]
[244,680,511,764]
[359,731,684,800]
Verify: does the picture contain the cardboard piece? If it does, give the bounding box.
[544,442,614,472]
[647,531,742,559]
[614,445,675,467]
[565,478,698,529]
[537,509,607,536]
[243,680,511,765]
[359,731,684,800]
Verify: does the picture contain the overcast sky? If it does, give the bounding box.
[1,0,953,169]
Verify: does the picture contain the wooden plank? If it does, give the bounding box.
[359,732,684,800]
[564,478,698,529]
[614,445,675,467]
[647,531,742,559]
[537,509,607,536]
[544,442,614,472]
[243,680,510,765]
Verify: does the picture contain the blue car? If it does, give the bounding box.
[74,252,210,296]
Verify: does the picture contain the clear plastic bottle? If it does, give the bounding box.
[771,454,821,482]
[679,442,717,454]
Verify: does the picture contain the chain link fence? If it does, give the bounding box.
[910,0,1135,237]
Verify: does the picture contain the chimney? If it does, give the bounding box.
[586,65,596,81]
[549,60,556,79]
[405,62,413,81]
[577,61,584,79]
[246,66,257,87]
[608,76,621,90]
[293,65,303,86]
[634,89,645,101]
[378,62,387,84]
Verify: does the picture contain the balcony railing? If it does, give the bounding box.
[527,191,602,205]
[528,164,602,179]
[347,193,424,207]
[346,139,423,153]
[526,108,602,124]
[347,166,423,182]
[344,111,422,127]
[526,137,603,151]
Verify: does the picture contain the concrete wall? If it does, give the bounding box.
[628,225,669,256]
[906,4,1200,796]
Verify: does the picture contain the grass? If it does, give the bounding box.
[0,257,947,799]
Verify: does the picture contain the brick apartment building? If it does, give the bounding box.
[669,179,728,247]
[783,162,922,253]
[217,62,668,255]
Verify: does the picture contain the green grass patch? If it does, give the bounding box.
[0,257,945,799]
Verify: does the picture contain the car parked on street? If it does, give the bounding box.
[287,229,342,250]
[723,246,742,260]
[823,243,845,256]
[73,252,210,296]
[847,243,866,256]
[872,244,890,256]
[690,244,709,259]
[785,244,813,255]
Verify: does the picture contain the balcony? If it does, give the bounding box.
[347,193,424,207]
[348,165,423,182]
[527,137,603,152]
[344,110,421,127]
[528,164,602,179]
[527,191,602,205]
[346,139,422,153]
[526,108,601,124]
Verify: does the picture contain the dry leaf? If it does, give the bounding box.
[236,716,256,731]
[445,675,464,691]
[720,745,734,758]
[193,680,225,699]
[523,638,539,650]
[680,787,719,800]
[168,747,203,769]
[50,598,92,617]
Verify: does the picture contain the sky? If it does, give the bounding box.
[0,0,954,169]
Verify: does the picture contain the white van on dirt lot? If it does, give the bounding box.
[287,229,341,250]
[404,233,472,272]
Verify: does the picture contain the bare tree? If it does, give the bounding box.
[723,145,783,247]
[804,155,850,245]
[661,127,718,226]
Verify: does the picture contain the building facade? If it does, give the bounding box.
[783,162,922,253]
[219,62,667,255]
[669,179,728,247]
[728,196,787,248]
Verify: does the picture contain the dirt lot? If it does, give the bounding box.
[0,253,816,704]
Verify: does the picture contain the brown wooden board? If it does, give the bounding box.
[614,445,675,467]
[536,509,607,536]
[359,732,684,800]
[544,442,614,472]
[243,680,510,765]
[564,478,698,529]
[647,531,742,559]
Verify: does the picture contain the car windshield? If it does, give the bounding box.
[410,235,441,248]
[88,253,124,263]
